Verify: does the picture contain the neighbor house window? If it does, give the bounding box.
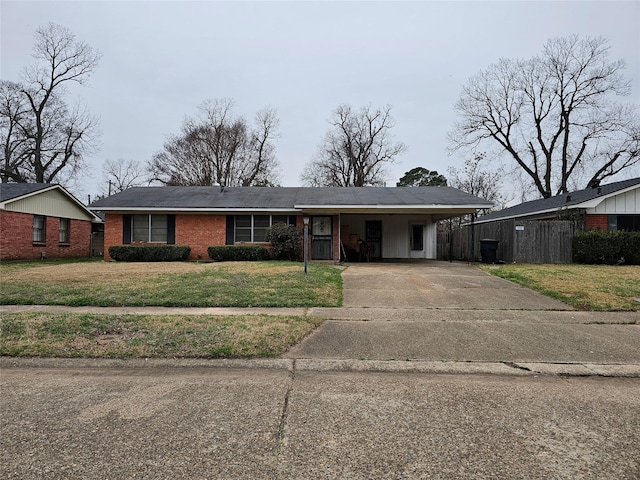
[609,214,640,232]
[132,214,168,242]
[234,215,292,243]
[32,215,45,243]
[59,218,70,244]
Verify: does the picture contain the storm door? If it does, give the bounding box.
[311,216,332,260]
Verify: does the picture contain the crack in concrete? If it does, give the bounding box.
[274,359,296,457]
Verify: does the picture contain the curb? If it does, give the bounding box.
[1,357,638,377]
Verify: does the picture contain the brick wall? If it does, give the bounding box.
[0,210,92,260]
[103,214,123,260]
[103,212,342,262]
[103,213,228,260]
[176,215,226,260]
[331,214,340,261]
[586,214,609,231]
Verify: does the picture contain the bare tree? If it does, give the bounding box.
[449,35,640,199]
[148,99,280,187]
[0,81,30,182]
[301,104,406,186]
[0,23,101,184]
[447,153,508,213]
[101,158,149,194]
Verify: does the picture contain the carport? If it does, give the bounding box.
[294,187,492,262]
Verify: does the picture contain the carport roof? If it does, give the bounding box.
[89,186,492,216]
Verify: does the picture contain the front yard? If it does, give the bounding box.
[2,259,638,359]
[480,263,640,311]
[0,259,341,358]
[0,259,342,307]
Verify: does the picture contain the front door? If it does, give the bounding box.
[311,216,332,260]
[365,220,382,260]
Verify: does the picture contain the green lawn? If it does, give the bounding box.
[0,259,340,358]
[0,260,343,307]
[479,263,640,311]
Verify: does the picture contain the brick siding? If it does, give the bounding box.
[586,214,609,231]
[104,213,341,262]
[0,210,92,260]
[104,213,228,260]
[175,215,226,260]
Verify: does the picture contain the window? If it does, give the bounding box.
[410,224,424,251]
[132,214,168,242]
[312,216,332,236]
[59,218,70,244]
[610,215,640,232]
[234,215,293,243]
[32,215,45,243]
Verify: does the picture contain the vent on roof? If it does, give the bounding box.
[566,195,571,203]
[588,179,601,189]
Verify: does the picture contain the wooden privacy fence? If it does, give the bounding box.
[437,219,576,263]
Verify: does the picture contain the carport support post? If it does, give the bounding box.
[303,216,309,276]
[469,212,476,263]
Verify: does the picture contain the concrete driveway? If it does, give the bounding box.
[340,260,572,310]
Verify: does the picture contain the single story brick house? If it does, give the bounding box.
[0,183,102,260]
[90,186,492,262]
[474,177,640,231]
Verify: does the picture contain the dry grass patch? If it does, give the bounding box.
[0,312,323,358]
[480,264,640,311]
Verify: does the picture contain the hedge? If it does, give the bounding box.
[572,231,640,265]
[207,245,271,261]
[109,245,191,262]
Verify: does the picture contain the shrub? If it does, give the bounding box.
[109,245,191,262]
[266,223,302,261]
[207,245,271,261]
[573,230,640,265]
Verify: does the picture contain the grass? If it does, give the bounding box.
[0,312,323,358]
[479,263,640,311]
[0,260,343,307]
[0,259,337,359]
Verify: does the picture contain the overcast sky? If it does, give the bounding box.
[2,1,639,202]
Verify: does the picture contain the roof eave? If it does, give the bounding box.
[91,204,493,215]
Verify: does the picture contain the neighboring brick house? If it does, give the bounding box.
[89,186,492,262]
[474,177,640,231]
[0,183,102,260]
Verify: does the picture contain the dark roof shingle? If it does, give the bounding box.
[0,183,55,203]
[476,177,640,223]
[90,186,493,210]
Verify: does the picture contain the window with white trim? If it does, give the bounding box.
[234,215,291,243]
[32,215,45,243]
[59,218,70,244]
[132,214,168,242]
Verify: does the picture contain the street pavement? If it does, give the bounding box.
[1,260,639,478]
